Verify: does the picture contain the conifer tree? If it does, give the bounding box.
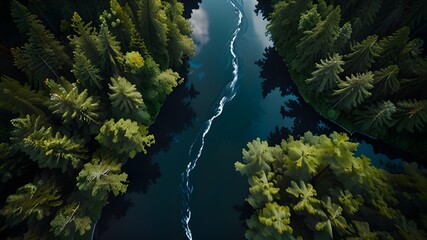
[372,65,400,98]
[45,79,100,125]
[11,115,88,171]
[98,20,123,77]
[0,75,47,116]
[394,99,427,133]
[333,72,374,110]
[10,0,70,88]
[76,154,128,197]
[136,0,169,69]
[354,101,397,134]
[378,27,410,66]
[96,118,155,158]
[50,202,92,239]
[294,6,341,72]
[1,178,62,226]
[68,12,100,64]
[351,0,382,36]
[344,35,382,74]
[306,53,344,95]
[71,48,103,91]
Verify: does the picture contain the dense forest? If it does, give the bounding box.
[0,0,194,239]
[265,0,427,156]
[236,132,427,239]
[235,0,427,239]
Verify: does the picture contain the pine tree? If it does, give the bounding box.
[10,0,70,89]
[96,118,155,158]
[294,6,341,72]
[1,177,62,226]
[344,35,382,74]
[354,101,397,134]
[45,79,100,125]
[98,21,123,77]
[0,75,47,116]
[377,27,410,66]
[394,99,427,133]
[332,72,374,110]
[11,115,88,171]
[351,0,382,36]
[306,53,345,95]
[0,143,18,183]
[372,65,400,98]
[76,154,127,197]
[71,47,103,90]
[68,12,100,64]
[136,0,169,69]
[50,202,92,238]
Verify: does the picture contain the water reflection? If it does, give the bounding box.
[190,8,209,54]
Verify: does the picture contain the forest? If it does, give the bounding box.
[235,0,427,239]
[265,0,427,156]
[0,0,194,239]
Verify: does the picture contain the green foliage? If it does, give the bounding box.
[236,132,427,239]
[11,115,88,172]
[1,177,62,226]
[351,0,382,36]
[344,35,382,73]
[50,202,92,238]
[235,138,274,176]
[394,99,427,133]
[97,21,123,76]
[306,53,344,95]
[10,0,70,88]
[354,101,397,134]
[259,202,293,234]
[71,48,103,90]
[286,180,320,214]
[333,72,374,110]
[0,75,47,115]
[45,79,100,124]
[76,153,127,198]
[96,118,154,158]
[372,65,400,97]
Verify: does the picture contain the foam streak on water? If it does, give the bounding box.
[180,1,243,239]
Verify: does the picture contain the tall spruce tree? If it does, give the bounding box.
[332,72,374,110]
[306,53,345,95]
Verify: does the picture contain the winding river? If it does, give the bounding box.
[93,0,411,239]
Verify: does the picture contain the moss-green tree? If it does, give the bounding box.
[394,99,427,133]
[332,72,374,110]
[306,53,344,95]
[50,202,92,239]
[354,101,397,135]
[96,118,154,158]
[98,20,123,77]
[372,65,400,98]
[76,154,127,198]
[235,138,274,176]
[1,178,62,226]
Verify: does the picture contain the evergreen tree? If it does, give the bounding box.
[377,27,410,66]
[97,20,123,77]
[351,0,382,37]
[11,115,88,171]
[96,118,155,158]
[71,48,103,91]
[306,53,344,95]
[136,0,169,69]
[354,101,397,134]
[372,65,400,98]
[293,6,341,72]
[332,72,374,110]
[45,79,100,125]
[235,138,274,177]
[68,12,100,65]
[394,99,427,133]
[0,75,47,116]
[10,0,70,88]
[1,178,62,226]
[76,154,127,197]
[50,202,92,239]
[344,35,382,74]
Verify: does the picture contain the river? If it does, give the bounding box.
[93,0,411,239]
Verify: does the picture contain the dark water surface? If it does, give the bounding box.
[93,0,414,239]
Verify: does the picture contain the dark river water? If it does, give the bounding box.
[93,0,413,239]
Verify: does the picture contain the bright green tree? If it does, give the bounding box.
[96,118,155,158]
[286,180,320,214]
[258,202,293,234]
[235,138,274,176]
[332,72,374,110]
[45,79,100,125]
[76,154,128,197]
[246,170,280,208]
